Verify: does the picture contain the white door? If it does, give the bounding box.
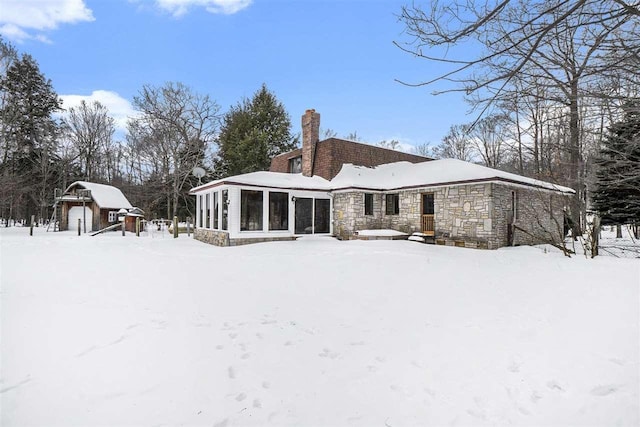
[68,206,93,232]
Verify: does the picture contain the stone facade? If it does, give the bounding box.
[194,228,296,247]
[333,192,383,239]
[492,184,567,247]
[333,182,568,249]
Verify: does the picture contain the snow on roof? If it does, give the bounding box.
[191,159,574,195]
[64,181,133,209]
[190,171,332,193]
[330,159,575,194]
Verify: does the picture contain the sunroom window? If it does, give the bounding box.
[241,190,263,231]
[222,190,228,230]
[269,192,288,231]
[213,191,219,229]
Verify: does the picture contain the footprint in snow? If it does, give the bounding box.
[253,398,262,408]
[227,367,236,379]
[235,392,247,402]
[590,385,619,396]
[319,348,339,359]
[241,353,251,360]
[546,380,564,392]
[530,390,543,403]
[262,381,270,389]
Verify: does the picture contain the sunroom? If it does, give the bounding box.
[191,172,333,246]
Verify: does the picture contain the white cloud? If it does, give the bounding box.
[60,90,137,139]
[153,0,252,17]
[0,0,94,42]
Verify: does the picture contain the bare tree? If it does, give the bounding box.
[64,100,115,182]
[127,82,220,219]
[433,123,476,161]
[469,115,510,167]
[397,0,640,235]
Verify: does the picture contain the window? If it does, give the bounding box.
[108,211,117,223]
[213,191,219,229]
[289,156,302,173]
[198,195,203,227]
[364,193,373,216]
[385,193,399,215]
[241,190,263,231]
[205,192,210,228]
[222,190,228,230]
[269,192,288,231]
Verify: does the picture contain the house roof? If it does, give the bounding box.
[192,159,574,195]
[63,181,133,209]
[331,159,575,194]
[190,171,332,193]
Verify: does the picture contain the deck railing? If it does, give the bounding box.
[421,214,435,236]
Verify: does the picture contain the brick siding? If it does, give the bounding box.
[270,138,429,180]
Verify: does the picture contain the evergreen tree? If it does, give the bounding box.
[214,84,298,177]
[592,100,640,227]
[0,53,61,221]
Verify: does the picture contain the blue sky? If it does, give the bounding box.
[1,0,472,150]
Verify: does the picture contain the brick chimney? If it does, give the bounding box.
[301,109,320,177]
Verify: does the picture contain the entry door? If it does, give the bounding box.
[294,198,313,234]
[421,193,435,236]
[294,198,331,234]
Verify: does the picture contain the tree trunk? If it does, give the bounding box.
[569,79,582,237]
[616,224,622,238]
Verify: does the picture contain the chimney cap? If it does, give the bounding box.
[305,109,316,114]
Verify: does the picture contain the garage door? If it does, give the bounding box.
[68,206,93,232]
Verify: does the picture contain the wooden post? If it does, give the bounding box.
[136,217,140,237]
[78,218,81,236]
[187,217,191,237]
[30,215,35,236]
[173,216,178,238]
[122,220,125,236]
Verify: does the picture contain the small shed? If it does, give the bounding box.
[57,181,133,232]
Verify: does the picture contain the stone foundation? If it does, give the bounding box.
[194,228,297,247]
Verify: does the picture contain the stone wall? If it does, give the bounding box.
[492,184,567,247]
[333,192,383,239]
[334,183,494,246]
[194,228,230,246]
[194,228,297,247]
[333,183,568,249]
[432,183,495,248]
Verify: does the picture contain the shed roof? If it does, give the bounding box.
[63,181,133,209]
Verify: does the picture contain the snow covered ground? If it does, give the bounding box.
[1,227,638,426]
